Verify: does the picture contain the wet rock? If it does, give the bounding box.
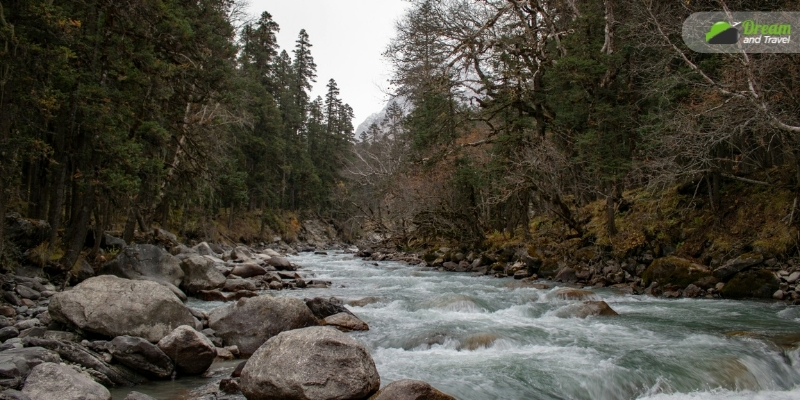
[683,284,702,298]
[123,392,157,400]
[713,253,764,282]
[323,313,369,332]
[346,297,381,307]
[551,289,599,301]
[642,256,712,288]
[266,257,295,271]
[720,270,780,299]
[277,271,300,280]
[240,326,380,400]
[179,256,226,294]
[219,378,240,394]
[109,336,174,379]
[369,379,456,400]
[197,289,231,302]
[157,325,216,375]
[268,281,283,290]
[230,263,268,278]
[98,244,184,287]
[49,275,196,343]
[458,333,499,351]
[231,361,246,378]
[21,362,110,400]
[208,295,319,356]
[0,347,60,385]
[554,301,618,318]
[305,297,354,320]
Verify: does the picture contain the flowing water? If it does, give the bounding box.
[114,251,800,399]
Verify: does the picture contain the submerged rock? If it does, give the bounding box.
[553,301,618,318]
[208,295,318,356]
[49,275,196,343]
[369,379,457,400]
[240,326,380,400]
[21,362,110,400]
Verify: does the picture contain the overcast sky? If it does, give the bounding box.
[245,0,410,125]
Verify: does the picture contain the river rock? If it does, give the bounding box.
[230,263,268,278]
[785,271,800,284]
[240,326,380,400]
[223,278,257,292]
[49,275,196,343]
[720,270,780,299]
[554,301,618,318]
[192,242,218,257]
[369,379,456,400]
[98,244,184,287]
[304,297,354,320]
[14,286,39,301]
[713,253,764,281]
[0,326,19,342]
[642,256,712,288]
[109,336,173,379]
[21,362,110,400]
[157,325,216,375]
[266,257,295,271]
[551,289,599,301]
[232,246,254,261]
[323,313,369,332]
[0,347,61,385]
[208,295,318,356]
[179,256,226,294]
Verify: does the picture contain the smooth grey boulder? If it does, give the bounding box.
[157,325,216,375]
[230,263,268,279]
[180,256,226,294]
[0,347,61,384]
[49,275,196,343]
[98,244,184,287]
[223,277,257,292]
[110,336,174,379]
[208,295,318,356]
[369,379,457,400]
[266,256,295,271]
[21,362,110,400]
[240,326,379,400]
[193,242,218,257]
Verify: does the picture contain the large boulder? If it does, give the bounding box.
[0,347,61,387]
[157,325,216,375]
[179,256,226,295]
[109,336,174,379]
[3,213,50,250]
[208,295,318,356]
[642,256,712,288]
[21,362,110,400]
[713,253,764,282]
[720,270,780,299]
[240,326,380,400]
[266,257,295,271]
[98,244,184,287]
[369,379,456,400]
[49,275,196,343]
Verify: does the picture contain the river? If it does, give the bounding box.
[113,251,800,399]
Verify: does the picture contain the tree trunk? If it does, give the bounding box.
[122,206,137,244]
[61,186,96,271]
[606,183,617,236]
[45,162,66,253]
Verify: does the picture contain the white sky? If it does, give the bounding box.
[245,0,410,124]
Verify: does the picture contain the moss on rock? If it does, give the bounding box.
[641,256,711,288]
[720,270,780,299]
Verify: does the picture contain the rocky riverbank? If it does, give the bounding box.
[0,212,456,399]
[356,244,799,303]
